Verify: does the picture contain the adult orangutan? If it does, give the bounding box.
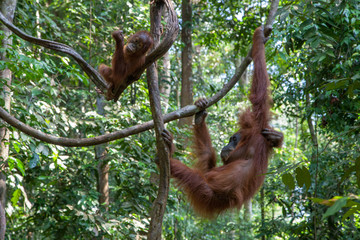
[161,26,284,218]
[99,30,153,100]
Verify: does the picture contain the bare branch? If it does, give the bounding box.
[0,104,195,147]
[0,0,280,147]
[0,11,108,93]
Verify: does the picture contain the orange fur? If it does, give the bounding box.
[99,30,153,100]
[165,27,283,218]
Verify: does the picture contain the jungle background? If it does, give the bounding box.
[0,0,359,239]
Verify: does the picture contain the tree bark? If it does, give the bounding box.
[159,52,171,112]
[260,187,265,240]
[95,96,109,211]
[97,157,109,208]
[178,0,193,127]
[244,200,252,222]
[306,80,318,240]
[0,1,17,239]
[159,7,171,113]
[237,56,248,100]
[147,1,170,239]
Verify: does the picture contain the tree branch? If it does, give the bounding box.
[0,0,280,147]
[146,2,170,239]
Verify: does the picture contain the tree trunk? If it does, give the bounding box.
[159,51,171,112]
[95,95,109,211]
[178,0,193,127]
[146,1,170,239]
[0,1,17,239]
[97,158,109,209]
[244,200,252,222]
[260,187,265,240]
[159,8,171,113]
[306,80,319,240]
[237,56,249,100]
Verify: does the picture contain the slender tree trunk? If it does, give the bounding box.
[159,7,171,113]
[147,2,170,239]
[159,51,171,112]
[306,80,319,240]
[97,158,109,210]
[243,200,253,239]
[89,4,108,237]
[0,1,17,239]
[237,56,248,100]
[95,96,109,211]
[260,187,265,240]
[294,115,298,150]
[244,201,252,222]
[90,0,109,211]
[178,0,193,127]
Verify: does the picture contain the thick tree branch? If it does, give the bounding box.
[0,105,194,147]
[146,2,170,239]
[0,0,280,147]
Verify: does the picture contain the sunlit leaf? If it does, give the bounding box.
[282,173,295,190]
[322,197,348,219]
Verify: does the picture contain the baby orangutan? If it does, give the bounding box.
[99,30,153,100]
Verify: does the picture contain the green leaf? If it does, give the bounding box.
[279,52,287,61]
[295,167,304,187]
[310,197,326,204]
[322,197,348,219]
[299,19,313,31]
[29,153,39,169]
[11,189,21,206]
[282,173,295,190]
[15,159,25,176]
[355,156,360,188]
[325,50,335,58]
[342,206,360,221]
[295,166,311,190]
[32,88,42,96]
[13,142,20,153]
[302,166,311,190]
[324,79,349,90]
[351,73,360,80]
